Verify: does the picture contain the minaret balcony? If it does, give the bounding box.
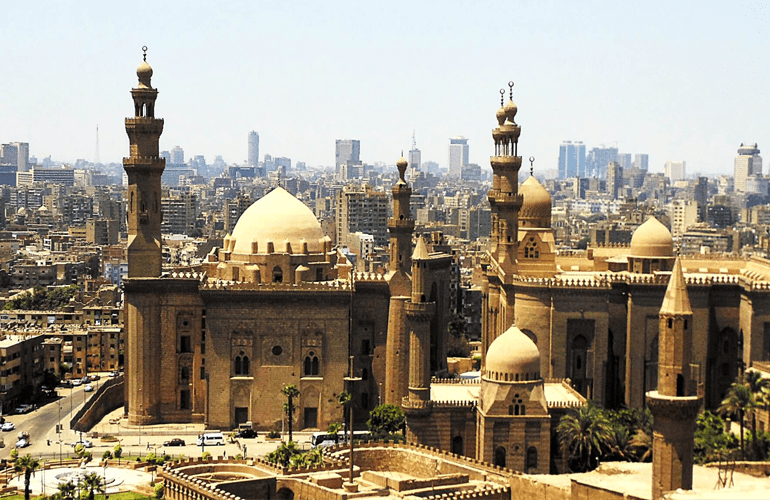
[490,156,522,171]
[125,117,165,133]
[491,193,523,207]
[388,217,415,228]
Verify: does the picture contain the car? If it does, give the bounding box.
[108,371,118,378]
[83,384,94,392]
[71,379,82,387]
[14,405,33,414]
[16,439,30,448]
[163,438,186,446]
[236,428,257,439]
[71,439,93,448]
[81,376,90,384]
[89,374,100,381]
[1,422,15,431]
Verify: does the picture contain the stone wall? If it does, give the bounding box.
[70,376,124,432]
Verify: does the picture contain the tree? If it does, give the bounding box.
[745,370,770,460]
[266,441,302,467]
[367,404,406,440]
[13,454,40,500]
[81,472,104,500]
[694,410,738,464]
[327,422,343,444]
[113,443,123,465]
[337,390,351,441]
[719,377,753,459]
[281,384,300,443]
[57,481,76,500]
[557,402,611,472]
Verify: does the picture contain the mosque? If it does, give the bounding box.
[123,52,770,482]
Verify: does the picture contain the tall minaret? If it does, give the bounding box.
[647,258,702,499]
[488,82,523,277]
[124,46,165,278]
[406,236,434,405]
[388,153,414,275]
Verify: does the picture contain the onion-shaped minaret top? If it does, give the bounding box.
[136,46,153,89]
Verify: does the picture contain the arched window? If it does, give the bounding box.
[526,447,538,472]
[272,266,283,283]
[524,237,540,259]
[494,446,506,468]
[304,351,319,376]
[242,356,250,375]
[234,356,242,374]
[234,353,250,376]
[180,366,190,382]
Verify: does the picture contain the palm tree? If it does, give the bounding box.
[13,454,40,500]
[81,472,104,500]
[281,384,300,443]
[603,425,633,462]
[57,480,76,500]
[557,402,611,472]
[719,377,753,459]
[745,370,770,460]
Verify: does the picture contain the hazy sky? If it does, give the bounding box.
[1,1,768,177]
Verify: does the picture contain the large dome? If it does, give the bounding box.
[630,216,673,257]
[230,187,326,254]
[485,325,540,382]
[519,175,551,227]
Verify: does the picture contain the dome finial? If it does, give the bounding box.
[529,156,535,176]
[508,80,514,100]
[142,45,148,62]
[500,88,505,107]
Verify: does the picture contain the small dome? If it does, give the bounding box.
[230,187,325,254]
[396,155,408,183]
[137,60,153,88]
[496,105,506,126]
[485,325,540,381]
[519,175,551,227]
[630,217,673,257]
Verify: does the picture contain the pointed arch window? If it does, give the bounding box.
[304,351,319,376]
[234,350,250,376]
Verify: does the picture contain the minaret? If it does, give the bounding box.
[647,258,702,499]
[488,82,523,276]
[388,153,414,275]
[406,236,434,405]
[123,46,165,278]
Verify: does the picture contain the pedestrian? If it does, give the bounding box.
[147,442,150,451]
[47,439,50,446]
[223,449,227,459]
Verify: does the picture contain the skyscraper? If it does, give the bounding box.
[408,132,421,178]
[634,153,649,171]
[734,142,761,193]
[557,140,586,178]
[606,161,623,199]
[170,145,185,165]
[585,146,618,178]
[664,160,686,182]
[448,136,469,176]
[335,139,360,171]
[248,131,259,168]
[0,142,29,172]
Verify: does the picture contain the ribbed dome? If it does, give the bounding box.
[630,217,673,257]
[485,325,540,382]
[519,175,551,227]
[230,187,325,254]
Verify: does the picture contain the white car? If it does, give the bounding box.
[1,422,15,431]
[71,379,82,387]
[72,439,93,448]
[84,384,94,392]
[16,439,30,448]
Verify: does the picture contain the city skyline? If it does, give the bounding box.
[1,1,768,176]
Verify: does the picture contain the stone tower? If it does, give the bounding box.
[405,236,435,406]
[647,258,702,499]
[123,48,166,425]
[124,47,165,277]
[388,154,414,276]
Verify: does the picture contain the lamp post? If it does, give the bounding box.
[343,356,361,486]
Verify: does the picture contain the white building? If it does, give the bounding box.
[664,160,686,182]
[448,137,469,177]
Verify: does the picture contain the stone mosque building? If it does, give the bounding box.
[124,52,770,482]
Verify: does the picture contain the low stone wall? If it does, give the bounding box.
[570,479,645,500]
[70,376,124,432]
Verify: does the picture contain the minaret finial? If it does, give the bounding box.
[529,156,535,176]
[508,80,514,100]
[500,88,505,106]
[142,45,148,62]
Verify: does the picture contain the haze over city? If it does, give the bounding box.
[1,0,768,175]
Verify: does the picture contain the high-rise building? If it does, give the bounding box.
[664,160,686,182]
[606,161,623,199]
[734,142,761,193]
[335,184,389,247]
[557,141,586,179]
[408,132,421,179]
[585,146,619,178]
[618,153,633,170]
[1,142,29,172]
[448,137,469,176]
[335,139,360,171]
[170,145,185,165]
[634,153,649,171]
[248,131,259,168]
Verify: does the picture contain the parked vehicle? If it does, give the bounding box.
[14,405,33,414]
[71,379,82,387]
[236,428,257,439]
[71,439,93,448]
[164,438,186,446]
[1,422,15,432]
[84,384,94,392]
[196,433,225,446]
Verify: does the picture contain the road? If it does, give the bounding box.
[1,383,310,461]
